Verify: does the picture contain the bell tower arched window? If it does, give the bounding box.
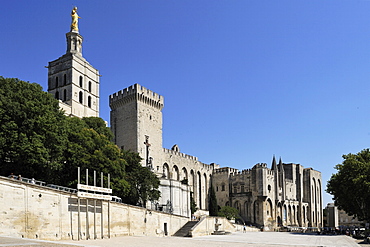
[79,76,83,88]
[63,89,67,101]
[88,96,91,108]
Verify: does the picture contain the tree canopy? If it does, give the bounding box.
[58,117,129,200]
[218,206,239,220]
[326,148,370,222]
[208,185,218,216]
[121,150,160,206]
[0,77,160,207]
[0,77,66,179]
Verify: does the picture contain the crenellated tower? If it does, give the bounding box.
[109,84,164,167]
[47,7,100,118]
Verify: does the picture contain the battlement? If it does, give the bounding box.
[109,84,164,110]
[254,163,268,168]
[229,169,252,177]
[241,169,252,175]
[163,148,198,161]
[215,162,278,177]
[213,167,239,175]
[252,163,274,175]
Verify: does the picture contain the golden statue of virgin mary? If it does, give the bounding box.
[70,7,81,32]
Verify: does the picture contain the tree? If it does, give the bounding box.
[208,185,218,216]
[218,206,239,220]
[82,117,113,141]
[121,150,160,206]
[0,77,158,205]
[58,117,129,199]
[0,77,66,180]
[190,192,198,215]
[327,149,370,222]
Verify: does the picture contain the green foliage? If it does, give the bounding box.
[82,117,113,141]
[0,77,161,207]
[208,185,218,216]
[218,206,239,220]
[326,149,370,222]
[121,150,160,206]
[59,117,129,199]
[0,77,66,180]
[190,192,198,215]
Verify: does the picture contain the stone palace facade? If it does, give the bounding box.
[48,13,322,230]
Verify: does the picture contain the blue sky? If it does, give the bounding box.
[2,0,370,205]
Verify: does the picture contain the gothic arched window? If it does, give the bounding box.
[79,91,83,104]
[63,89,67,101]
[55,91,59,100]
[79,76,83,88]
[173,166,179,181]
[88,96,91,108]
[163,163,169,178]
[63,74,67,85]
[88,81,92,92]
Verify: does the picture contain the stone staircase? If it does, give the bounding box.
[173,221,198,237]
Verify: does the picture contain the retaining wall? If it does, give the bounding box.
[0,176,188,241]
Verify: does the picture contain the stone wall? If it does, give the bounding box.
[159,147,216,213]
[109,84,217,217]
[109,84,164,162]
[189,217,236,237]
[48,54,100,118]
[0,176,188,241]
[212,162,323,229]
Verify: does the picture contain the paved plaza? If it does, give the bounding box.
[0,232,365,247]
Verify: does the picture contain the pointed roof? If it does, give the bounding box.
[278,157,284,172]
[271,155,277,170]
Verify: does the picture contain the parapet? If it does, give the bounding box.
[227,168,258,178]
[109,84,164,110]
[241,169,252,175]
[213,167,239,175]
[254,163,268,168]
[163,148,198,161]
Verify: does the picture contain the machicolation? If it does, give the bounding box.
[109,84,164,110]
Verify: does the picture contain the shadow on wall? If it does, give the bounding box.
[68,198,102,213]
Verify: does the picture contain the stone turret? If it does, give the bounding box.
[66,31,83,55]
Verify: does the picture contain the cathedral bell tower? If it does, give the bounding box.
[47,7,100,118]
